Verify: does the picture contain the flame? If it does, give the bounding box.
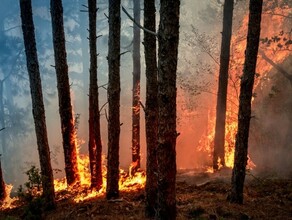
[0,185,18,210]
[54,135,146,202]
[199,0,291,173]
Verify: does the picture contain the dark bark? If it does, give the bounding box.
[228,0,263,204]
[0,82,6,159]
[131,0,141,171]
[213,0,234,170]
[156,0,180,219]
[20,0,56,209]
[144,0,158,217]
[88,0,103,190]
[106,0,121,200]
[50,0,79,186]
[80,0,90,127]
[0,157,5,203]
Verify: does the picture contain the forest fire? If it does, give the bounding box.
[1,0,291,218]
[198,0,291,173]
[0,142,146,210]
[53,151,146,203]
[0,185,17,210]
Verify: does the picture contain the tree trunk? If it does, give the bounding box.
[156,0,180,219]
[20,0,56,209]
[0,82,6,158]
[0,157,6,203]
[50,0,80,186]
[88,0,103,190]
[106,0,121,200]
[131,0,141,172]
[144,0,158,217]
[228,0,263,204]
[213,0,234,170]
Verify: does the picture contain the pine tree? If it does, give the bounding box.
[213,0,234,170]
[20,0,56,208]
[0,156,6,203]
[228,0,263,204]
[144,0,158,217]
[156,0,180,218]
[131,0,141,173]
[88,0,103,190]
[106,0,121,200]
[50,0,79,185]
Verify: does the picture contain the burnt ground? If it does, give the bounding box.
[1,169,292,220]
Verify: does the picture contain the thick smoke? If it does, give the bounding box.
[1,0,291,190]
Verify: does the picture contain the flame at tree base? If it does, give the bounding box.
[0,184,17,210]
[53,153,146,203]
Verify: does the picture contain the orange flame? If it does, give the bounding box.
[0,184,17,210]
[199,1,291,173]
[54,135,146,203]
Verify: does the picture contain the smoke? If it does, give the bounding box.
[249,56,292,177]
[1,0,291,190]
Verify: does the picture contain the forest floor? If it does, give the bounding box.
[1,168,292,220]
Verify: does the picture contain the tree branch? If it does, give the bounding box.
[139,101,145,112]
[259,49,292,87]
[122,6,157,37]
[120,51,130,56]
[99,102,108,113]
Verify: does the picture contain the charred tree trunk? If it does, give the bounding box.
[0,157,6,203]
[213,0,234,170]
[20,0,56,209]
[106,0,121,200]
[228,0,263,204]
[144,0,158,217]
[88,0,103,190]
[156,0,180,219]
[50,0,79,186]
[131,0,141,172]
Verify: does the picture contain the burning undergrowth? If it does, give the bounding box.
[0,152,146,210]
[1,171,291,220]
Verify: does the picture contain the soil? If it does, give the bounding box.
[1,169,291,220]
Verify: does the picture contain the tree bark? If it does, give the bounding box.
[228,0,263,204]
[144,0,158,217]
[106,0,121,200]
[213,0,234,170]
[0,82,6,159]
[20,0,56,209]
[131,0,141,172]
[0,157,6,203]
[88,0,103,190]
[156,0,180,219]
[50,0,80,186]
